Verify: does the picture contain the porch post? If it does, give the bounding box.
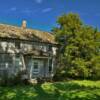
[47,58,50,78]
[21,54,26,71]
[12,54,15,75]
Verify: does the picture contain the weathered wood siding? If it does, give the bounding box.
[0,40,57,79]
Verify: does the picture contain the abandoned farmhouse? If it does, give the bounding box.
[0,21,57,81]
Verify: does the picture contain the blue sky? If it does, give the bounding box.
[0,0,100,32]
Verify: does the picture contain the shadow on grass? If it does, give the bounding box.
[53,82,100,100]
[0,81,100,100]
[33,84,58,100]
[0,84,58,100]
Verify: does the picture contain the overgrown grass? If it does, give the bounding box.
[0,80,100,100]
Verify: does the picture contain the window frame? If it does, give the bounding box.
[32,61,39,74]
[15,41,20,49]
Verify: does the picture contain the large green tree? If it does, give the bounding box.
[53,13,100,80]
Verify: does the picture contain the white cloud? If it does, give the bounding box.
[10,7,17,11]
[22,9,32,14]
[22,9,40,14]
[35,0,43,4]
[42,8,53,13]
[4,7,17,13]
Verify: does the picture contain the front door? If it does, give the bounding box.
[30,60,43,78]
[32,61,39,74]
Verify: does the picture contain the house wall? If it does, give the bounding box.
[0,41,53,54]
[0,40,57,79]
[0,53,23,78]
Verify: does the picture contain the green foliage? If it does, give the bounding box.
[53,13,100,80]
[0,80,100,100]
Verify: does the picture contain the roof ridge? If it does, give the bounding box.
[0,23,56,44]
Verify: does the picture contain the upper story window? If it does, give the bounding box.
[49,59,52,72]
[15,42,20,49]
[48,45,52,51]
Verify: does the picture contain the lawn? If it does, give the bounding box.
[0,80,100,100]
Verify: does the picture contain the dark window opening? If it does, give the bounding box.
[49,59,52,72]
[48,45,52,51]
[33,62,39,74]
[15,42,20,49]
[34,62,38,69]
[0,54,13,69]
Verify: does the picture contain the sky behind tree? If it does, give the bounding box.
[0,0,100,31]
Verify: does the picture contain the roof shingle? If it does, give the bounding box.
[0,23,56,44]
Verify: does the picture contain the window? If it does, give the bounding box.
[48,45,52,51]
[0,54,13,69]
[33,62,39,74]
[15,55,22,67]
[49,59,52,72]
[15,42,20,49]
[34,62,38,69]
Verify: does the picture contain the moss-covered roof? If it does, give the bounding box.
[0,23,56,44]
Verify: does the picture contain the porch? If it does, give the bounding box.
[0,53,54,80]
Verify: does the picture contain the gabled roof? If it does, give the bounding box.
[0,23,56,44]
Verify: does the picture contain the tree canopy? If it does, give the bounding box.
[53,13,100,80]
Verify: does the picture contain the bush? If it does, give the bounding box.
[0,70,29,86]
